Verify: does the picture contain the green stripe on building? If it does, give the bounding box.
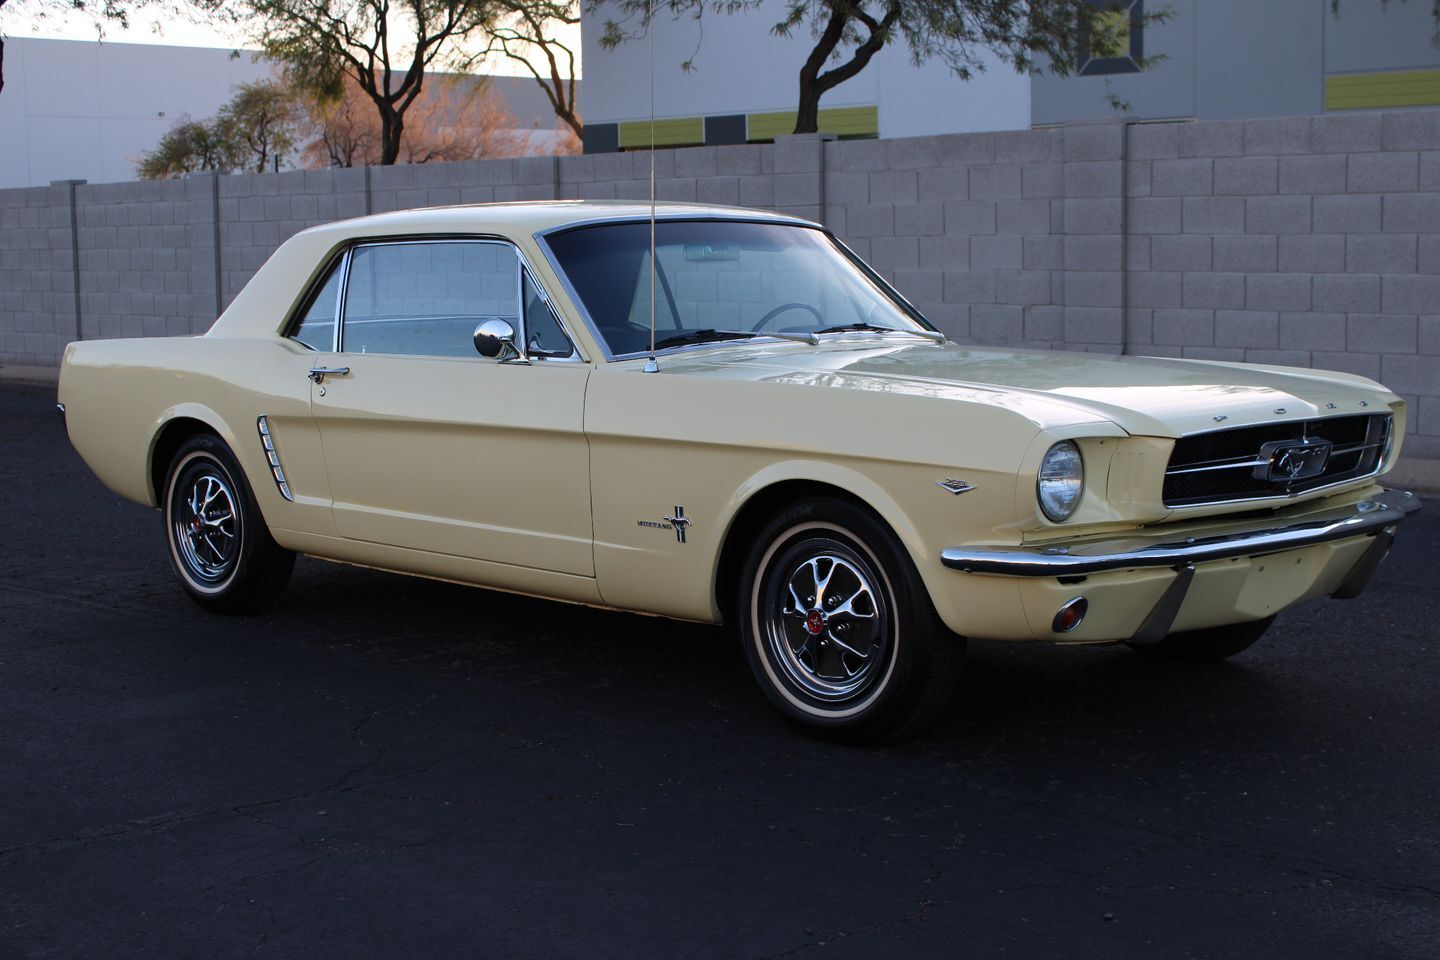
[1325,69,1440,110]
[618,117,705,149]
[746,105,879,141]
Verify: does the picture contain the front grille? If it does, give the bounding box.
[1163,413,1391,507]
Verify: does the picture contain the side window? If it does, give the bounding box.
[523,270,574,358]
[290,262,342,351]
[341,241,518,358]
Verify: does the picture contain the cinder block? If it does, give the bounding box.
[1152,158,1212,197]
[927,131,999,164]
[1182,196,1246,234]
[971,304,1024,341]
[738,176,774,206]
[943,201,997,235]
[1246,274,1312,312]
[1382,194,1440,233]
[1313,275,1381,313]
[1023,235,1063,270]
[925,302,970,340]
[1125,160,1152,197]
[894,203,944,236]
[1244,116,1311,156]
[1215,310,1279,348]
[996,270,1053,305]
[1179,121,1244,158]
[715,145,763,176]
[1064,198,1122,234]
[1245,349,1312,367]
[1347,314,1418,352]
[869,237,920,270]
[1064,123,1124,161]
[1063,161,1121,198]
[918,235,970,270]
[1127,271,1182,309]
[1182,346,1246,361]
[1381,274,1440,314]
[1279,312,1347,351]
[943,270,997,303]
[1213,235,1277,272]
[1382,111,1440,151]
[993,129,1064,163]
[970,165,1022,199]
[1063,271,1121,307]
[774,173,821,206]
[1313,195,1381,233]
[1420,151,1440,191]
[917,165,975,203]
[1348,152,1419,193]
[1278,235,1345,274]
[1211,157,1277,196]
[1245,196,1312,234]
[1025,304,1066,341]
[845,204,894,237]
[1064,306,1123,343]
[1021,163,1064,199]
[825,172,869,206]
[1182,272,1246,310]
[696,178,740,206]
[673,147,718,178]
[1310,113,1383,153]
[1064,235,1122,271]
[1127,121,1181,160]
[1418,315,1440,353]
[884,135,950,170]
[970,235,1023,270]
[1348,234,1417,274]
[869,169,918,204]
[1380,352,1436,393]
[827,139,889,173]
[1313,350,1381,378]
[1127,236,1152,272]
[1278,155,1347,195]
[996,199,1051,235]
[1150,235,1212,272]
[893,269,943,305]
[1129,197,1182,234]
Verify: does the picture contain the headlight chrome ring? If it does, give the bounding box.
[1038,440,1084,523]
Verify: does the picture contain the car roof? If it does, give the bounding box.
[300,200,820,240]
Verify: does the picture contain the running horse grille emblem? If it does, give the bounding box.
[1256,438,1333,485]
[663,506,691,543]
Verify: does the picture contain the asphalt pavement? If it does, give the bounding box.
[2,381,1438,959]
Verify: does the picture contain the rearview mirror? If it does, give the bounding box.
[474,319,522,361]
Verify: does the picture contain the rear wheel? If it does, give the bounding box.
[736,498,964,743]
[1127,616,1274,662]
[163,434,294,613]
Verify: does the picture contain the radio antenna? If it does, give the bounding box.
[643,0,659,374]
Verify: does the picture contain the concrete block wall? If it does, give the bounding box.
[1121,113,1440,457]
[1,111,1437,456]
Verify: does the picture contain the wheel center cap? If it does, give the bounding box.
[190,515,203,533]
[804,609,828,636]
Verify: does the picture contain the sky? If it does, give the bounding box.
[3,7,582,79]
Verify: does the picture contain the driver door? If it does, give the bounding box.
[307,238,593,576]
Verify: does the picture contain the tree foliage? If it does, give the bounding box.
[136,116,234,178]
[193,0,501,165]
[217,80,303,172]
[482,0,581,138]
[599,0,1175,135]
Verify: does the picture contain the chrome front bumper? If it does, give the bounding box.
[941,490,1421,577]
[940,489,1421,644]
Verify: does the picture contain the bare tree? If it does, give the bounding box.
[483,0,581,138]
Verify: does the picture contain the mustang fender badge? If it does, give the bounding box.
[937,479,976,495]
[639,506,693,543]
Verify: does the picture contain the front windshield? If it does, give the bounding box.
[542,220,933,357]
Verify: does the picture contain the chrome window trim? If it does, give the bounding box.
[533,216,937,363]
[333,236,583,363]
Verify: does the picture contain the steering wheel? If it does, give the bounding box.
[754,302,824,332]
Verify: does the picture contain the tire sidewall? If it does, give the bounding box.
[738,499,928,737]
[163,438,254,604]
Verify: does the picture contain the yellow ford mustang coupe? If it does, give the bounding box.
[59,202,1420,741]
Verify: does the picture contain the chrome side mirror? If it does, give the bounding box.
[474,319,523,361]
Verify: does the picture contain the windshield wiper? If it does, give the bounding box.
[650,328,819,351]
[814,322,946,343]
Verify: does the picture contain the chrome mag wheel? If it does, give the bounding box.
[762,545,890,703]
[165,449,248,596]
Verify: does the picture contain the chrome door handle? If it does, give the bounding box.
[308,366,350,384]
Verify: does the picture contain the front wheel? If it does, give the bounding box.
[736,498,964,743]
[163,434,295,614]
[1126,616,1274,662]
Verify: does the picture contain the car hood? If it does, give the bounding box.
[652,339,1396,438]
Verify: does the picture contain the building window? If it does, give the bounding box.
[1080,0,1144,76]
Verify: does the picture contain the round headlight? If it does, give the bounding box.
[1037,441,1084,522]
